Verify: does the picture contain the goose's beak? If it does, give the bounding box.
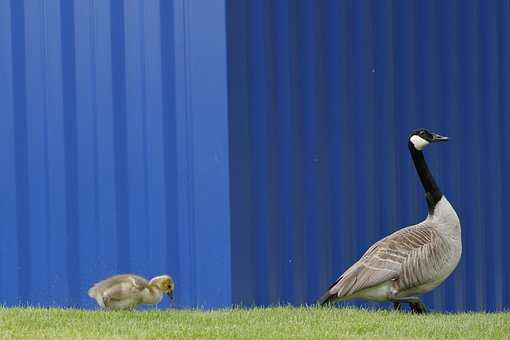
[431,133,449,142]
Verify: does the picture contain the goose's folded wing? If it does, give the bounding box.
[327,249,401,298]
[398,228,448,290]
[328,225,436,298]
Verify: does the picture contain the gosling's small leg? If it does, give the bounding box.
[102,295,112,309]
[393,302,401,311]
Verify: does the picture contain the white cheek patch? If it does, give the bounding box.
[410,135,430,151]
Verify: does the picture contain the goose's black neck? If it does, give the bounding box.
[408,141,443,213]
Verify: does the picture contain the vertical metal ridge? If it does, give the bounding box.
[139,0,150,275]
[60,0,80,307]
[479,0,503,311]
[25,0,49,305]
[95,0,118,280]
[313,1,332,298]
[0,0,19,304]
[124,0,148,275]
[301,0,320,303]
[41,0,52,303]
[173,0,196,306]
[325,0,343,295]
[286,0,306,304]
[373,0,397,242]
[182,0,197,307]
[143,0,167,283]
[498,0,510,309]
[273,0,294,304]
[11,0,30,304]
[393,0,417,226]
[44,0,70,305]
[249,0,269,305]
[339,0,357,279]
[458,0,483,311]
[74,0,98,307]
[335,0,356,301]
[264,0,282,304]
[110,0,129,274]
[183,0,197,307]
[226,0,257,306]
[90,1,100,280]
[159,0,180,302]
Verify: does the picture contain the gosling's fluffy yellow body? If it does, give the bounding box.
[88,274,175,310]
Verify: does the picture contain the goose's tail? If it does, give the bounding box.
[317,291,335,306]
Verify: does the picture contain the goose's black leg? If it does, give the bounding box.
[409,300,429,314]
[390,297,429,314]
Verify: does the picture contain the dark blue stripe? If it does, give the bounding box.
[110,0,129,273]
[287,0,307,303]
[73,0,98,308]
[160,0,180,297]
[263,0,282,304]
[10,0,30,304]
[0,0,19,304]
[60,0,80,307]
[249,0,269,305]
[498,0,510,309]
[274,0,294,304]
[226,0,257,306]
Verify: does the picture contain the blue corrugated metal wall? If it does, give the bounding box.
[227,0,510,311]
[1,0,510,312]
[0,0,231,309]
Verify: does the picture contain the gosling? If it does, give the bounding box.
[88,274,175,310]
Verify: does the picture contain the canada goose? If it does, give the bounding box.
[318,129,461,313]
[88,274,175,310]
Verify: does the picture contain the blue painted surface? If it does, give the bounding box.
[227,0,510,311]
[1,0,509,312]
[0,0,231,309]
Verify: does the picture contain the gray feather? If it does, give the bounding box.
[327,221,446,299]
[88,274,148,299]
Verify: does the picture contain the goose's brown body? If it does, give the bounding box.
[319,197,461,304]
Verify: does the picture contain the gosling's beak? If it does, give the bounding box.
[431,133,449,142]
[167,291,173,300]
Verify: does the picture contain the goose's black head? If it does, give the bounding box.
[409,129,448,151]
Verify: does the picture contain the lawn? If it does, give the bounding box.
[0,306,508,339]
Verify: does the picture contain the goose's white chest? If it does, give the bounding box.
[429,196,462,278]
[400,196,462,297]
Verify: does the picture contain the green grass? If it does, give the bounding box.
[0,306,509,339]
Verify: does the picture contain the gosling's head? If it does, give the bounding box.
[409,128,449,151]
[149,275,175,299]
